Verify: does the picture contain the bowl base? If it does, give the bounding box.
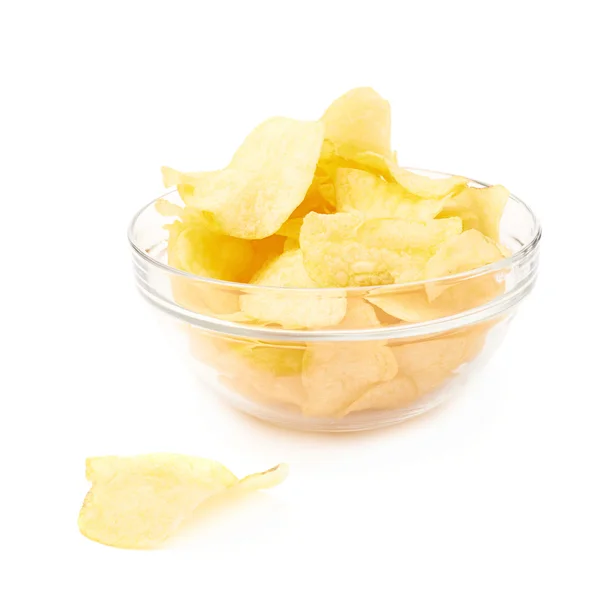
[218,384,452,432]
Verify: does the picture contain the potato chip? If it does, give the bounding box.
[342,373,419,415]
[335,168,445,220]
[300,212,459,287]
[300,212,402,286]
[236,341,305,376]
[334,150,468,200]
[240,249,347,328]
[163,117,325,239]
[302,340,398,417]
[368,230,505,322]
[301,302,397,417]
[163,221,250,315]
[392,325,489,394]
[437,184,509,242]
[426,229,505,281]
[155,197,184,218]
[333,297,381,328]
[389,164,468,200]
[321,87,392,160]
[244,234,287,282]
[78,454,287,549]
[290,168,337,218]
[358,216,462,254]
[221,373,306,410]
[238,463,290,491]
[167,221,254,282]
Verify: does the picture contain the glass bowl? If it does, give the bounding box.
[128,169,541,432]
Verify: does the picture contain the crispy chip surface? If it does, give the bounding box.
[79,454,288,549]
[368,230,505,322]
[163,117,324,239]
[301,302,397,416]
[300,212,460,287]
[335,168,445,220]
[437,184,509,242]
[321,87,392,159]
[240,249,347,328]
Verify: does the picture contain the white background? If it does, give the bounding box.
[2,1,599,598]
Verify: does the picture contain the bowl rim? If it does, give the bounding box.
[128,167,542,293]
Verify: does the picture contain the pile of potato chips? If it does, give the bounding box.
[157,87,510,418]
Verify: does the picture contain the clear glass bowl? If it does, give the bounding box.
[128,169,541,432]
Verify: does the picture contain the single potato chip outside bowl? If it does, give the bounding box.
[129,169,540,432]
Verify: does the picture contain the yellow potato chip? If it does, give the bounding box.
[333,297,381,328]
[389,164,468,199]
[300,212,458,287]
[221,372,306,410]
[236,341,305,376]
[161,167,207,204]
[300,212,401,286]
[167,221,254,282]
[163,221,250,315]
[342,373,419,415]
[426,229,505,281]
[358,216,462,254]
[437,184,509,242]
[301,302,397,417]
[342,152,468,200]
[335,168,445,220]
[291,168,337,218]
[155,197,184,218]
[239,249,347,328]
[163,117,325,239]
[392,324,490,394]
[302,341,398,417]
[238,463,290,491]
[321,87,392,159]
[243,234,287,282]
[368,230,505,322]
[78,454,287,549]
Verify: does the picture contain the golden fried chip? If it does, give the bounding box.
[333,297,381,328]
[300,212,402,286]
[358,216,462,254]
[300,212,458,287]
[426,229,505,279]
[78,454,288,549]
[342,373,419,415]
[437,184,509,241]
[167,221,254,282]
[240,249,346,328]
[389,165,468,199]
[238,463,290,491]
[302,341,398,417]
[392,325,490,394]
[163,221,251,315]
[321,87,392,159]
[301,302,397,417]
[368,230,505,322]
[221,373,306,410]
[335,168,445,220]
[236,341,305,376]
[335,151,468,200]
[155,198,184,218]
[163,117,325,239]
